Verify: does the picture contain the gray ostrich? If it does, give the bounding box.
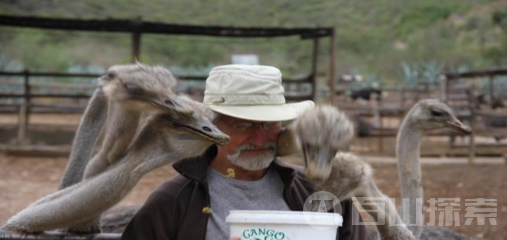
[293,105,415,240]
[2,95,229,233]
[291,100,473,240]
[2,64,229,233]
[59,63,189,191]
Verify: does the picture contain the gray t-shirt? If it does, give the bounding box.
[205,166,290,240]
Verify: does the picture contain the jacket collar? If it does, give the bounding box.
[172,145,297,186]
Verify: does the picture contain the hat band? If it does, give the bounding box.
[209,69,281,81]
[204,94,286,105]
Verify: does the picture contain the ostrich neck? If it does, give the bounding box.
[121,125,212,179]
[396,118,425,239]
[397,121,424,174]
[120,130,178,178]
[100,103,141,162]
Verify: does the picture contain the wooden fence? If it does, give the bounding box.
[0,231,120,240]
[0,70,315,146]
[332,82,507,163]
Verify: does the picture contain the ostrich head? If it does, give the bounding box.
[171,96,230,146]
[158,112,230,147]
[154,96,230,146]
[292,105,354,181]
[132,96,230,160]
[405,99,472,134]
[100,63,190,114]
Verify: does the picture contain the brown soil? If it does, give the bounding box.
[370,161,506,240]
[0,154,504,240]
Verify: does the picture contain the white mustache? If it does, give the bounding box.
[227,142,277,171]
[236,142,276,152]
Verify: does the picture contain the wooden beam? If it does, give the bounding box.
[132,31,141,62]
[444,68,507,80]
[131,17,142,62]
[17,70,29,145]
[489,76,495,108]
[0,71,100,78]
[311,38,319,101]
[0,93,92,99]
[0,230,120,240]
[0,15,333,39]
[328,29,336,103]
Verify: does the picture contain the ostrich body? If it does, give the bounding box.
[2,63,229,233]
[56,63,191,232]
[293,105,415,240]
[60,63,188,190]
[292,101,471,240]
[2,96,229,233]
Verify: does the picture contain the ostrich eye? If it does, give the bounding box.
[101,72,116,82]
[124,83,143,95]
[106,72,116,79]
[430,109,445,117]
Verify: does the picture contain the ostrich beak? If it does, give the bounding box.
[179,117,230,146]
[303,146,334,181]
[446,118,472,134]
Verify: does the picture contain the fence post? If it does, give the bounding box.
[489,76,495,109]
[17,70,30,145]
[467,86,475,165]
[310,38,319,101]
[328,29,336,104]
[131,17,142,62]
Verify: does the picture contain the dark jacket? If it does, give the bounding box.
[121,146,369,240]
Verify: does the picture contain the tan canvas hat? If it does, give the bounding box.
[203,64,314,121]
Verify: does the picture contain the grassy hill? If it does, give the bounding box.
[0,0,506,86]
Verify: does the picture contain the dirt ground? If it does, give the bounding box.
[0,153,505,240]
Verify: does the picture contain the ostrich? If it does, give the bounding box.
[2,95,229,233]
[55,63,191,232]
[292,100,472,240]
[292,105,415,240]
[59,63,189,191]
[396,99,471,239]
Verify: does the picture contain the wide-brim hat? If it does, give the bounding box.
[203,64,314,122]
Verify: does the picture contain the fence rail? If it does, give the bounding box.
[0,70,315,145]
[0,231,120,240]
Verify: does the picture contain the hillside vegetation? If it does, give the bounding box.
[1,0,506,86]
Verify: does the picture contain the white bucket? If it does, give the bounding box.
[226,210,343,240]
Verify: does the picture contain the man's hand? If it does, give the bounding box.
[228,237,241,240]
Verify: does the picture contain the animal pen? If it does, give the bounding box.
[0,14,335,157]
[330,68,507,164]
[0,15,337,238]
[0,15,506,240]
[1,14,506,164]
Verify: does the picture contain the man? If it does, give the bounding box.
[121,65,369,240]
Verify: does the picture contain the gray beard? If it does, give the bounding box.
[227,142,277,170]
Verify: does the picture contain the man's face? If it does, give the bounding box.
[215,115,283,170]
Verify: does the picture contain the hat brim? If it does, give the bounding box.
[207,100,314,122]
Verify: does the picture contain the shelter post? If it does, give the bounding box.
[489,76,495,108]
[131,17,143,62]
[132,32,141,62]
[17,70,30,144]
[311,38,320,101]
[328,29,336,104]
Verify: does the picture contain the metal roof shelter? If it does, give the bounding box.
[443,68,507,80]
[0,15,337,101]
[441,68,507,105]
